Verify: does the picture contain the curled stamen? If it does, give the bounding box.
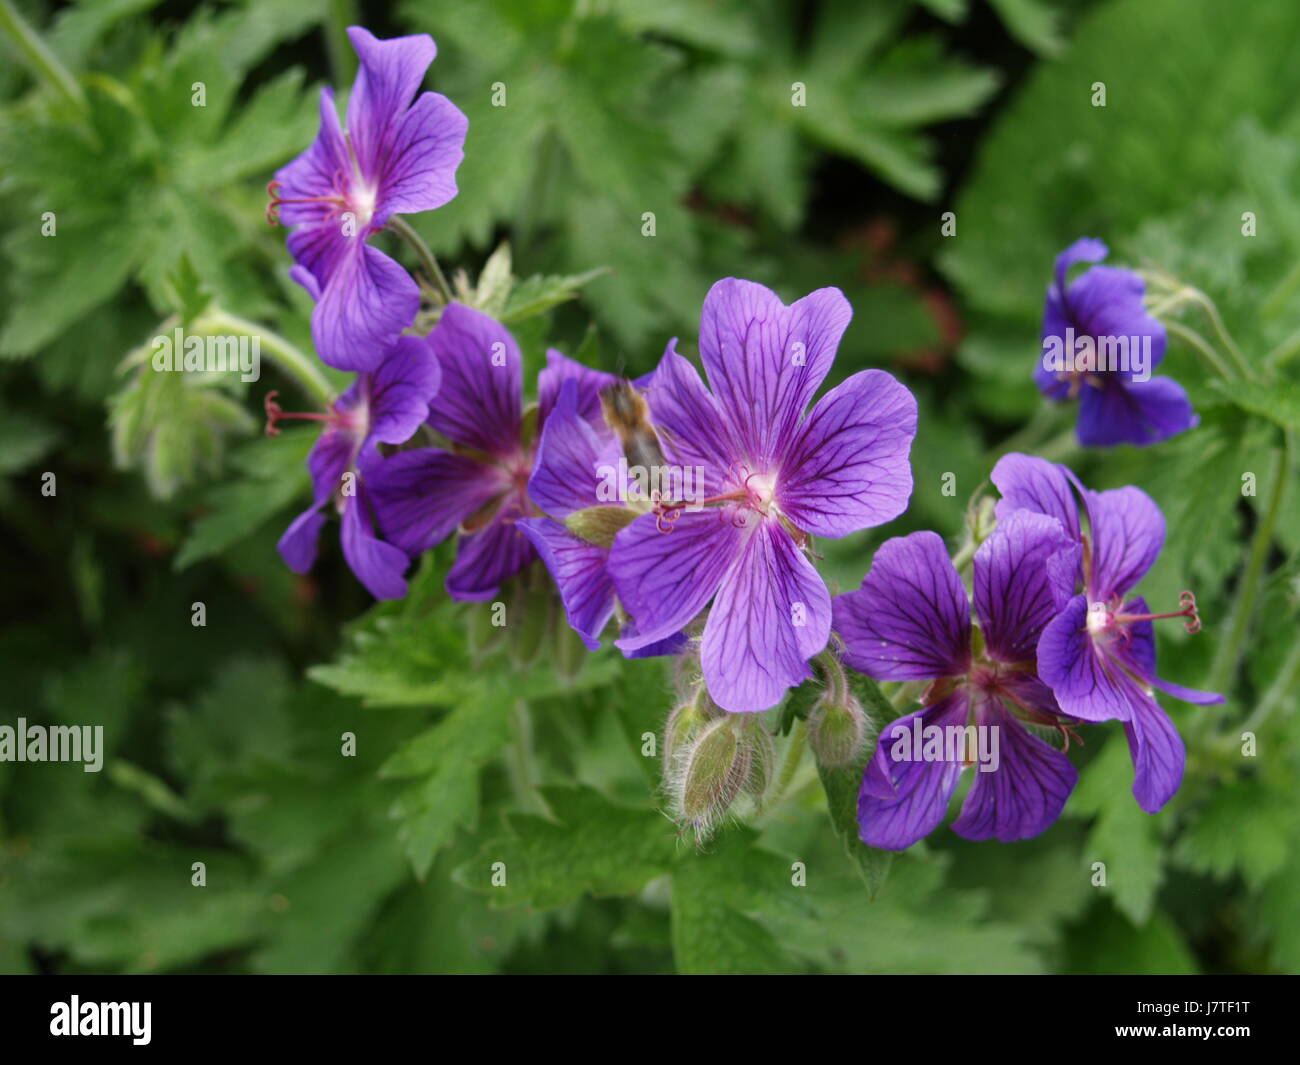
[263,390,333,437]
[1117,590,1202,634]
[265,179,348,226]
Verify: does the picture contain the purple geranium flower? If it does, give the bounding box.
[1037,238,1196,447]
[608,278,917,713]
[834,514,1082,849]
[366,304,617,601]
[992,452,1225,813]
[274,335,440,599]
[268,27,467,372]
[514,378,687,656]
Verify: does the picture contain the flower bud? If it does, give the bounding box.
[807,693,867,768]
[675,714,750,833]
[742,720,777,802]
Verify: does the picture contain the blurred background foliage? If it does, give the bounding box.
[1,0,1297,974]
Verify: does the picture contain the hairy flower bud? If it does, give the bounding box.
[742,720,778,802]
[807,693,867,768]
[674,714,751,834]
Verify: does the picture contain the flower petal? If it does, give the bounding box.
[1077,375,1197,448]
[372,90,466,223]
[1123,701,1186,813]
[951,704,1077,842]
[699,521,831,712]
[990,452,1081,541]
[974,510,1079,663]
[610,509,744,651]
[1053,237,1108,300]
[1064,265,1166,373]
[367,448,502,556]
[642,340,738,498]
[537,348,621,427]
[278,506,327,573]
[445,503,537,602]
[1036,593,1134,722]
[340,487,410,599]
[298,238,420,372]
[366,335,441,448]
[833,531,971,681]
[697,279,851,465]
[776,368,916,538]
[273,88,350,227]
[856,695,968,851]
[529,378,621,517]
[1082,485,1164,600]
[518,517,615,651]
[345,27,436,179]
[426,303,522,456]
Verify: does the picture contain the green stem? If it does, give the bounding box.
[1164,319,1235,381]
[1237,635,1300,739]
[1265,325,1300,371]
[1189,290,1252,380]
[769,718,807,805]
[507,700,551,817]
[388,215,452,305]
[1207,432,1294,694]
[200,308,334,408]
[0,0,85,112]
[322,0,359,85]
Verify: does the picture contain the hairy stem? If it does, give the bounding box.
[388,215,452,305]
[201,308,334,408]
[1208,432,1294,694]
[0,0,85,112]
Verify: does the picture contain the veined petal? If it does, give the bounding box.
[445,501,537,601]
[345,28,436,180]
[776,368,916,538]
[367,448,502,556]
[518,517,615,651]
[1082,485,1164,600]
[426,303,522,456]
[529,379,621,518]
[372,90,466,223]
[974,511,1079,663]
[990,452,1081,541]
[698,280,851,466]
[1064,265,1166,374]
[856,694,968,851]
[273,88,350,227]
[303,239,421,372]
[1037,593,1135,722]
[340,486,410,600]
[833,531,971,682]
[1123,701,1186,813]
[611,510,744,651]
[699,521,831,712]
[952,703,1077,842]
[642,340,738,498]
[366,334,441,448]
[537,348,621,427]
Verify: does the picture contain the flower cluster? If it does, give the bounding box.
[265,27,1222,850]
[835,453,1222,850]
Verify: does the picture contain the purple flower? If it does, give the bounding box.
[608,279,917,713]
[275,335,440,599]
[1037,238,1196,447]
[268,27,467,372]
[992,452,1225,813]
[366,304,617,601]
[834,514,1081,849]
[513,378,687,655]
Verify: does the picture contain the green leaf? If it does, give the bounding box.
[816,672,895,896]
[456,785,677,909]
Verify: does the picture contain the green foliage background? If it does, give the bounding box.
[1,0,1297,974]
